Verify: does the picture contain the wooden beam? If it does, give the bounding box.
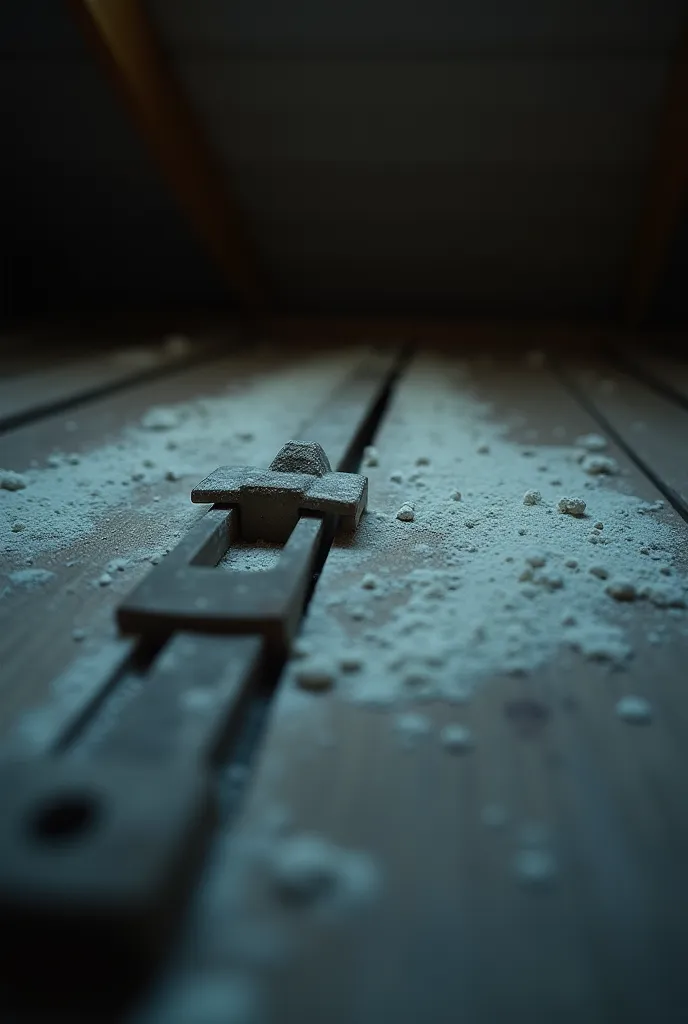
[625,27,688,327]
[69,0,268,311]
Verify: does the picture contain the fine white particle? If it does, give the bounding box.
[440,723,473,753]
[0,470,27,491]
[294,660,335,692]
[594,522,604,530]
[362,445,379,467]
[558,496,586,517]
[141,406,183,431]
[71,628,87,642]
[98,573,113,587]
[396,503,415,522]
[581,454,619,476]
[522,489,541,506]
[576,433,607,451]
[268,833,379,907]
[361,573,378,590]
[615,695,653,725]
[394,712,431,745]
[513,847,558,888]
[641,583,686,609]
[10,522,25,532]
[451,490,462,501]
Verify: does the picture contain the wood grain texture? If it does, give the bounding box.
[0,345,366,744]
[135,349,688,1023]
[68,0,268,310]
[559,353,688,515]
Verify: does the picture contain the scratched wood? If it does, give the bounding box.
[136,349,688,1024]
[560,353,688,514]
[0,342,368,742]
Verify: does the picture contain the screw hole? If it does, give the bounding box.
[29,793,99,844]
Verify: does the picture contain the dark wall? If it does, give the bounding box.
[0,0,230,322]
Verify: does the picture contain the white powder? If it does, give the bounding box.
[581,454,619,476]
[513,847,558,888]
[1,349,356,569]
[294,660,335,692]
[267,833,379,907]
[576,433,607,451]
[440,723,473,753]
[284,356,687,709]
[615,695,653,724]
[0,470,28,491]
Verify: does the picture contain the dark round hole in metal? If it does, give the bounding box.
[29,793,100,844]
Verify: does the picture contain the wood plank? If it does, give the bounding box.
[625,28,688,325]
[607,345,688,405]
[0,336,215,432]
[0,344,368,743]
[68,0,268,310]
[559,354,688,515]
[136,349,688,1022]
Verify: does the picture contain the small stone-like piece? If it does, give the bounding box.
[10,522,25,532]
[522,489,541,506]
[526,551,547,568]
[581,454,619,476]
[71,628,87,642]
[389,471,403,483]
[340,654,363,672]
[396,503,415,522]
[589,565,609,579]
[415,455,430,466]
[615,695,653,725]
[141,406,182,431]
[0,470,27,491]
[361,573,378,590]
[564,558,578,569]
[270,440,331,477]
[295,660,335,692]
[476,443,490,454]
[606,579,637,601]
[451,490,462,501]
[594,522,604,530]
[98,573,113,587]
[576,433,607,452]
[558,496,586,517]
[440,724,473,754]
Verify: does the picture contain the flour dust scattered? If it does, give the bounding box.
[286,357,688,712]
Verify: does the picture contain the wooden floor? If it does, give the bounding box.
[1,324,687,1024]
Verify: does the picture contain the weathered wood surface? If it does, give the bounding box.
[130,350,688,1024]
[560,353,688,515]
[0,334,218,432]
[604,344,688,406]
[0,344,369,745]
